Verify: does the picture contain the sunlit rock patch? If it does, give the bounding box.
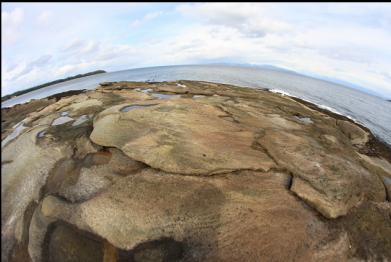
[1,80,391,261]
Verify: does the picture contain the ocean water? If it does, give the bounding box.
[2,64,391,146]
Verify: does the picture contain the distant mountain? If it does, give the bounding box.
[245,64,298,74]
[206,62,297,74]
[302,73,382,96]
[2,70,107,102]
[226,62,388,100]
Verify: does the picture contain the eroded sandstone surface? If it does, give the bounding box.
[2,80,391,262]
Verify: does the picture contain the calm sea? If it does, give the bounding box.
[2,65,391,146]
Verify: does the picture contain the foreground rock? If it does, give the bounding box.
[90,100,275,175]
[1,80,391,261]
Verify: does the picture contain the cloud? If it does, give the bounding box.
[56,62,89,76]
[31,54,52,66]
[130,11,163,28]
[1,3,391,98]
[62,39,85,53]
[2,7,24,43]
[37,10,53,25]
[2,7,23,26]
[177,3,291,37]
[4,54,52,82]
[61,40,100,57]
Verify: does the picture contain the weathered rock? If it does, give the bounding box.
[1,126,72,262]
[2,80,391,261]
[357,153,391,200]
[28,201,76,262]
[54,148,146,203]
[8,201,37,262]
[39,169,348,261]
[331,201,391,261]
[1,98,55,140]
[258,129,385,218]
[73,136,101,159]
[47,223,103,262]
[90,99,276,175]
[112,89,153,101]
[337,120,369,146]
[65,98,102,113]
[28,205,53,262]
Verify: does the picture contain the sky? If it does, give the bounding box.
[2,3,391,98]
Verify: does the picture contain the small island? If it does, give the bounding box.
[1,81,391,261]
[1,70,106,102]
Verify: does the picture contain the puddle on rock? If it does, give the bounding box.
[121,104,158,112]
[193,95,205,99]
[383,176,391,184]
[1,121,28,148]
[37,130,47,138]
[134,88,152,93]
[51,116,74,126]
[72,115,89,126]
[151,93,181,100]
[294,116,313,125]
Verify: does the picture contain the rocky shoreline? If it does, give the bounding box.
[2,80,391,261]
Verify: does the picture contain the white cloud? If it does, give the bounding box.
[2,7,23,26]
[37,10,53,25]
[3,54,52,82]
[177,3,291,37]
[2,7,24,43]
[79,41,100,55]
[174,3,391,96]
[1,3,391,98]
[31,54,52,66]
[56,64,81,75]
[130,11,163,28]
[62,39,85,53]
[60,40,101,57]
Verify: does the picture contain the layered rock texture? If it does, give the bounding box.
[2,80,391,262]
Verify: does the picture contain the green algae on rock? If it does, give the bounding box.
[1,80,391,262]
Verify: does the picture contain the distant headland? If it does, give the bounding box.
[1,70,107,102]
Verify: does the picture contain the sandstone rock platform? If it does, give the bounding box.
[2,80,391,262]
